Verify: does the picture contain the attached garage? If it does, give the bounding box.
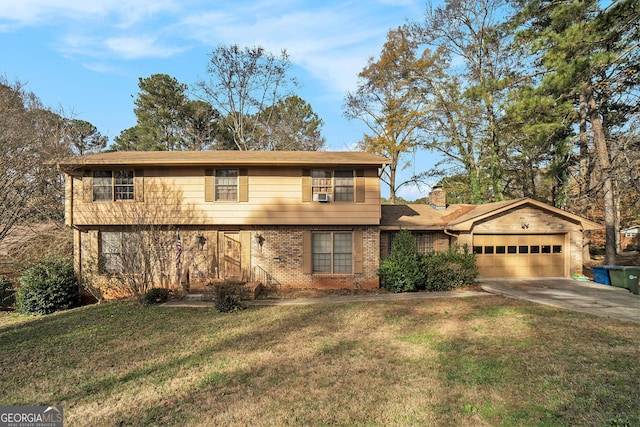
[473,234,566,278]
[381,195,602,279]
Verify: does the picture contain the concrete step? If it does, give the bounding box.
[184,293,213,302]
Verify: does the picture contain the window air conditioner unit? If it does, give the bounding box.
[313,193,332,202]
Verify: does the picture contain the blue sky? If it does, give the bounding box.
[0,0,440,200]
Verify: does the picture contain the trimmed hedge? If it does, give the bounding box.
[379,230,422,293]
[17,258,80,315]
[379,230,478,293]
[420,246,478,291]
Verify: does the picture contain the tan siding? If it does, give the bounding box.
[204,169,213,202]
[72,166,381,226]
[135,169,144,202]
[301,169,311,202]
[82,171,92,203]
[355,169,365,203]
[65,175,73,226]
[239,169,248,202]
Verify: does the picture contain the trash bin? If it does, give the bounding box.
[591,265,616,285]
[607,266,640,295]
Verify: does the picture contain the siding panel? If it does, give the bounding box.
[72,166,381,226]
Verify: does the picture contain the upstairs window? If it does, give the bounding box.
[334,170,354,201]
[312,170,332,197]
[215,169,238,201]
[93,170,134,201]
[311,170,354,202]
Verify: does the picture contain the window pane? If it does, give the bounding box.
[312,170,332,194]
[415,233,435,254]
[541,245,551,254]
[313,254,331,273]
[313,233,331,253]
[333,233,352,273]
[115,171,135,200]
[519,245,529,254]
[333,233,352,253]
[496,246,506,254]
[507,246,517,254]
[333,254,352,273]
[101,232,121,273]
[473,246,483,254]
[552,245,562,254]
[312,232,352,274]
[215,169,238,201]
[530,245,540,254]
[334,170,354,201]
[484,246,494,254]
[93,170,112,201]
[312,233,331,273]
[115,170,134,185]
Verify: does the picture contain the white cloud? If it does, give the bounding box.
[180,2,398,95]
[3,0,419,91]
[105,36,186,59]
[0,0,179,27]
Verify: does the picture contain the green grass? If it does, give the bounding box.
[1,296,639,426]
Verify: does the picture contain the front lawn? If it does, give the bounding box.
[1,296,638,426]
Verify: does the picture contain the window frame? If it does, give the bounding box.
[311,169,355,202]
[312,231,353,274]
[100,231,123,274]
[92,169,135,202]
[333,170,355,202]
[214,168,239,202]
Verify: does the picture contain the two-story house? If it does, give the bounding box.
[58,151,388,294]
[58,150,602,298]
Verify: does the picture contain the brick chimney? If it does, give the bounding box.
[429,186,447,209]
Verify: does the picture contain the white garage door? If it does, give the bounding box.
[474,234,565,278]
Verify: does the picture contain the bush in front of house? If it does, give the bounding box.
[144,288,170,305]
[17,257,80,315]
[420,245,478,291]
[212,281,244,313]
[379,230,424,293]
[379,231,478,293]
[0,276,16,310]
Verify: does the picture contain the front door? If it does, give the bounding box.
[220,232,242,280]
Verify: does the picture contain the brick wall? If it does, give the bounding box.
[77,225,381,292]
[251,226,380,290]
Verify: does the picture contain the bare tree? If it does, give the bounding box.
[0,79,75,244]
[195,44,297,150]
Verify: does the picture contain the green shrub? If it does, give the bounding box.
[17,258,80,315]
[213,281,244,313]
[144,288,170,305]
[379,230,423,293]
[0,276,16,309]
[421,245,478,291]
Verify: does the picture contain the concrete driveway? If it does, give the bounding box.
[479,278,640,323]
